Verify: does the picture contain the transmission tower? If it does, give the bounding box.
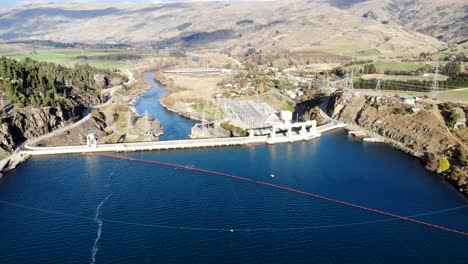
[320,78,326,93]
[144,111,151,133]
[201,112,207,136]
[348,69,354,90]
[344,73,349,90]
[430,62,440,99]
[375,80,381,93]
[331,81,337,93]
[126,110,132,133]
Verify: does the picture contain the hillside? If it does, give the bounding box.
[346,0,467,44]
[0,57,125,157]
[0,0,450,56]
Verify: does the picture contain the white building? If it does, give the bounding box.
[402,97,416,105]
[280,111,293,123]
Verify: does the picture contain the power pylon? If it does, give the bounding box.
[430,62,439,99]
[344,73,349,90]
[145,111,151,133]
[376,80,381,92]
[126,110,132,133]
[348,69,354,90]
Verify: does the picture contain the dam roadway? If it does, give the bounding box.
[22,137,268,156]
[20,123,345,156]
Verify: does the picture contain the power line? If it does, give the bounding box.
[357,80,458,91]
[357,78,461,90]
[0,199,466,233]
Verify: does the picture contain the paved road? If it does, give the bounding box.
[25,70,135,147]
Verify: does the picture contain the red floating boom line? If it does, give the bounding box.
[86,153,468,237]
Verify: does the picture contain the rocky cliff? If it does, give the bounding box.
[302,92,468,195]
[0,104,83,157]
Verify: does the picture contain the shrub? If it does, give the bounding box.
[458,150,468,166]
[438,158,451,172]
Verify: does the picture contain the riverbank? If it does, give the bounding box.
[154,71,220,122]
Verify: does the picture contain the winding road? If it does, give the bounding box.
[24,70,135,147]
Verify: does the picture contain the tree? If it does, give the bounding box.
[363,64,377,74]
[438,158,451,172]
[458,150,468,166]
[331,67,345,77]
[0,56,125,108]
[442,61,461,77]
[419,52,427,60]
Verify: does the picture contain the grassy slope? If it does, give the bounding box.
[0,48,165,70]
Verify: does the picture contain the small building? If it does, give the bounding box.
[86,133,98,148]
[401,97,416,105]
[410,107,421,114]
[288,92,297,99]
[280,111,293,123]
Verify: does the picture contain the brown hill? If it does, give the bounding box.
[346,0,467,44]
[0,0,453,55]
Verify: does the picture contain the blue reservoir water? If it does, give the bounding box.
[135,72,194,140]
[0,74,467,264]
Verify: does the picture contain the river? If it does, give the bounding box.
[135,72,194,140]
[0,73,467,263]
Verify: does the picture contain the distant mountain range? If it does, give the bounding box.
[0,0,465,55]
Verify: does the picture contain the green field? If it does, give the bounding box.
[439,89,468,102]
[349,49,381,57]
[372,61,424,71]
[0,48,167,70]
[347,61,425,72]
[361,74,449,81]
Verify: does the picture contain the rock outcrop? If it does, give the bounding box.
[302,92,468,195]
[94,74,124,89]
[0,105,84,156]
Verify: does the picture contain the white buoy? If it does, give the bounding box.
[270,174,275,178]
[230,229,234,232]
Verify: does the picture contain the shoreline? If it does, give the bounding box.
[345,122,467,197]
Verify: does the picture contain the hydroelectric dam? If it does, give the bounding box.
[20,122,345,156]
